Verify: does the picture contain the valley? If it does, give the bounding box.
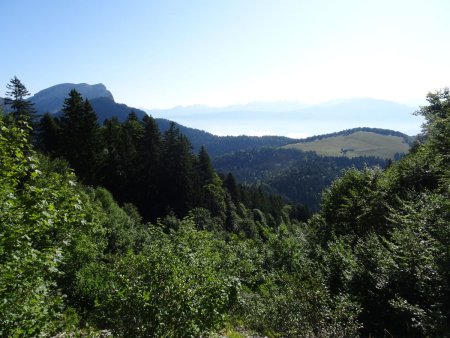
[1,79,448,337]
[2,83,413,211]
[2,2,449,336]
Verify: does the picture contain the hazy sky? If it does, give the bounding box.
[1,0,449,109]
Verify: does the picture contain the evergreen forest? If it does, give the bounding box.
[1,78,449,337]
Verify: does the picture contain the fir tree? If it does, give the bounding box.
[197,145,215,185]
[136,115,163,220]
[59,90,102,183]
[224,172,239,203]
[160,122,196,217]
[4,76,36,124]
[36,113,60,155]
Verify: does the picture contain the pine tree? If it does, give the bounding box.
[197,145,215,185]
[224,172,239,203]
[136,115,163,220]
[100,117,128,197]
[5,76,36,124]
[36,113,60,155]
[140,115,161,166]
[59,90,102,183]
[160,122,195,217]
[107,112,144,209]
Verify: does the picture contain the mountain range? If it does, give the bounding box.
[2,82,418,157]
[0,83,296,156]
[146,97,423,137]
[1,82,417,208]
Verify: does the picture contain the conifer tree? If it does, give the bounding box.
[59,90,102,183]
[160,122,195,217]
[140,115,161,166]
[197,145,215,185]
[4,76,36,123]
[224,172,239,203]
[36,113,60,155]
[100,117,128,197]
[136,115,163,220]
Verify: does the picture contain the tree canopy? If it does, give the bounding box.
[1,81,449,337]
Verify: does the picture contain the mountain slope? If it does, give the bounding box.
[30,83,146,122]
[31,83,114,114]
[211,128,411,210]
[89,96,146,122]
[213,147,388,210]
[282,128,412,159]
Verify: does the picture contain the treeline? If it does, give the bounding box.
[1,77,449,337]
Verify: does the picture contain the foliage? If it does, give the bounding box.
[89,220,238,337]
[0,114,85,336]
[3,81,449,337]
[311,88,450,336]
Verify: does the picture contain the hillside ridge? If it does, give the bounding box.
[2,82,415,158]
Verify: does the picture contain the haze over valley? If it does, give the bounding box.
[145,97,422,137]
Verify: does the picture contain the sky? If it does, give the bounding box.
[1,0,449,110]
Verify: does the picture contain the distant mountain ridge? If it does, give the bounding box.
[146,100,308,117]
[146,97,422,137]
[29,83,148,123]
[31,83,114,114]
[4,82,418,158]
[22,83,296,155]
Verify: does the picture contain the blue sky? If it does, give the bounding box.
[1,0,449,109]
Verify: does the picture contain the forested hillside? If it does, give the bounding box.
[214,147,388,210]
[1,78,449,337]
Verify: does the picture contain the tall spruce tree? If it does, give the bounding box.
[5,76,36,124]
[160,122,196,217]
[136,115,163,220]
[59,90,102,183]
[224,172,239,204]
[36,113,60,155]
[100,117,130,198]
[197,145,215,185]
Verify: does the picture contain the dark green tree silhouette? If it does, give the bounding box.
[160,122,196,217]
[59,90,103,183]
[5,76,36,124]
[136,115,163,220]
[224,172,239,204]
[36,113,60,155]
[197,145,215,185]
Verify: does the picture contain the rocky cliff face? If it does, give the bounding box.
[31,83,114,114]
